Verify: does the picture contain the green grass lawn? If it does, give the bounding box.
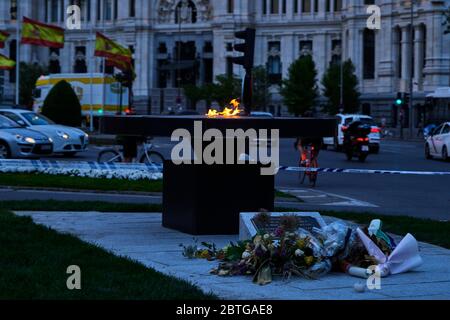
[2,200,448,250]
[0,173,296,201]
[0,173,163,193]
[0,209,216,300]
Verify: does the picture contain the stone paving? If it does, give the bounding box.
[14,211,450,300]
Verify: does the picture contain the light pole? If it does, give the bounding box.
[339,14,345,113]
[176,5,182,111]
[409,0,415,138]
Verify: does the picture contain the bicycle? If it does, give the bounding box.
[299,144,318,187]
[97,137,164,166]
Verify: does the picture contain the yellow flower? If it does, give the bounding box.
[198,250,210,259]
[304,256,314,266]
[296,239,306,249]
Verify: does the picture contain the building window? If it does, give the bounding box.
[97,0,101,20]
[129,0,135,17]
[314,0,318,12]
[227,0,234,14]
[263,0,267,14]
[175,0,197,24]
[45,0,48,22]
[203,41,213,53]
[114,0,118,19]
[396,28,402,79]
[10,0,17,20]
[267,41,282,84]
[226,57,233,77]
[282,0,286,14]
[294,0,298,13]
[363,28,375,79]
[60,0,65,22]
[51,0,59,22]
[326,0,330,12]
[330,39,342,65]
[74,47,87,73]
[302,0,311,13]
[203,58,213,84]
[158,43,168,54]
[49,48,61,74]
[299,40,313,56]
[86,0,91,21]
[334,0,342,11]
[104,0,112,20]
[270,0,279,14]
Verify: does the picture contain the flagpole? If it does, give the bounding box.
[89,21,94,132]
[15,4,20,106]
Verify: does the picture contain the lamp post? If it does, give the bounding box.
[339,14,345,113]
[176,5,182,112]
[409,0,415,138]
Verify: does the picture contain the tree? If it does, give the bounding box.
[183,84,204,110]
[321,59,360,115]
[211,74,242,107]
[41,80,82,127]
[19,62,47,108]
[252,65,271,111]
[280,55,318,116]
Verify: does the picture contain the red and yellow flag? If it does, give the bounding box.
[0,31,10,48]
[106,58,132,72]
[95,32,132,62]
[0,53,16,70]
[21,17,65,48]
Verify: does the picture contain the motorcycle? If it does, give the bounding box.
[342,122,371,162]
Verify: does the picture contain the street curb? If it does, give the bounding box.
[0,186,162,197]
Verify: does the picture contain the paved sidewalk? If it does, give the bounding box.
[15,211,450,300]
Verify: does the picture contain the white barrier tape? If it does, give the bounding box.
[0,159,163,172]
[1,160,448,176]
[278,166,450,176]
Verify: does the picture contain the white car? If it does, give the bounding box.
[425,122,450,161]
[323,114,381,153]
[0,109,89,156]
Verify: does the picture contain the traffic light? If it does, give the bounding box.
[231,28,256,113]
[231,28,256,72]
[395,92,403,106]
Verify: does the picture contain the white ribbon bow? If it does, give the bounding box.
[356,228,423,277]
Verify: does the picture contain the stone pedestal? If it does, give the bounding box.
[163,161,275,235]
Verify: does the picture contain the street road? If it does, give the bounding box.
[7,138,450,220]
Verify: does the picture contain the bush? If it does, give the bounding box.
[41,80,82,127]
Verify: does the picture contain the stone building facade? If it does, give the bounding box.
[1,0,450,126]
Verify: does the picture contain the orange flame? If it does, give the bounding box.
[206,98,243,118]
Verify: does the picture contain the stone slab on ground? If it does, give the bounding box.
[14,211,450,300]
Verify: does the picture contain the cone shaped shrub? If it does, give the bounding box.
[41,80,82,127]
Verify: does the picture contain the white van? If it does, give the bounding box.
[33,73,129,119]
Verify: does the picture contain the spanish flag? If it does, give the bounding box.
[106,58,132,72]
[0,53,16,70]
[21,17,64,48]
[95,32,132,62]
[106,58,136,79]
[0,31,10,48]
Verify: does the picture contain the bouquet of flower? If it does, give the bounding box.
[180,215,423,284]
